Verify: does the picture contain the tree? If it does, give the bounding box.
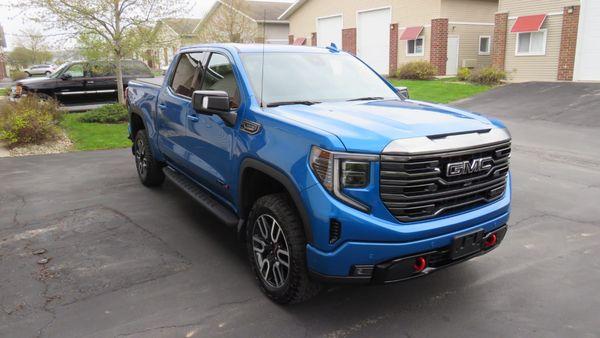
[27,0,183,104]
[8,47,53,68]
[198,0,257,43]
[18,29,51,65]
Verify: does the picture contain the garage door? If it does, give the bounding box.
[574,0,600,81]
[357,8,391,74]
[317,15,342,48]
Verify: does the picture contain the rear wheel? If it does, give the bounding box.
[45,71,51,76]
[246,194,321,304]
[133,130,165,187]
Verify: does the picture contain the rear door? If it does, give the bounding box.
[184,52,240,201]
[89,62,117,102]
[156,52,207,170]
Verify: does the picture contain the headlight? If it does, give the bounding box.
[309,146,378,212]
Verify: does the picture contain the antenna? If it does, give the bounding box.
[260,9,267,108]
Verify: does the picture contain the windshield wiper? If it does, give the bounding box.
[266,100,321,107]
[347,96,385,101]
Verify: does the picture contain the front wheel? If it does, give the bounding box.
[133,130,165,187]
[246,194,321,304]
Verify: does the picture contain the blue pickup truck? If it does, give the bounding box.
[126,44,511,304]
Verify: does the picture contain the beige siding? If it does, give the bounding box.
[289,0,442,43]
[504,16,562,81]
[442,0,498,22]
[397,27,432,66]
[260,23,290,44]
[499,0,579,15]
[450,24,494,69]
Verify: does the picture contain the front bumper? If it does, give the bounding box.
[310,224,507,284]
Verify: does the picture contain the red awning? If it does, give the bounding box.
[293,37,306,45]
[511,14,547,33]
[399,26,423,40]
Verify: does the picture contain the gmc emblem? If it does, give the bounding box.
[446,157,493,177]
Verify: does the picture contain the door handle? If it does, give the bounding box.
[87,80,94,84]
[158,104,167,110]
[187,114,200,122]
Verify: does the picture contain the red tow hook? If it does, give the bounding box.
[484,233,498,248]
[413,256,427,273]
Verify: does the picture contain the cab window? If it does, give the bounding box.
[170,52,206,98]
[204,53,240,109]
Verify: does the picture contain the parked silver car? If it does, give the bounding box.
[23,64,56,77]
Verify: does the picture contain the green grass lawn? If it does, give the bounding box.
[61,113,131,151]
[0,87,10,96]
[389,78,492,104]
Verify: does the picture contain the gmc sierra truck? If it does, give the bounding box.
[126,44,511,304]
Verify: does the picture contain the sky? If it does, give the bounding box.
[0,0,295,51]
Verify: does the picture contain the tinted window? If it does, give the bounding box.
[123,60,153,77]
[170,52,206,98]
[90,62,115,77]
[204,53,240,108]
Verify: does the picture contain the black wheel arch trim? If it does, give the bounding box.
[239,158,313,243]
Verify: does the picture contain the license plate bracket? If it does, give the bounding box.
[451,229,484,259]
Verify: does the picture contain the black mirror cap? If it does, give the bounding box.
[192,90,230,114]
[60,73,72,80]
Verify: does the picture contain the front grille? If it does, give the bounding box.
[380,141,510,222]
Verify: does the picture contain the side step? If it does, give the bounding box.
[163,167,239,227]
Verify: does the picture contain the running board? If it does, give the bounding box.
[163,167,239,227]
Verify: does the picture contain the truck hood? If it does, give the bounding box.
[17,77,55,88]
[267,99,497,153]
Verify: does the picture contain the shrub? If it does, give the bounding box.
[468,67,507,85]
[0,96,63,147]
[396,61,437,80]
[11,70,28,81]
[79,104,128,124]
[457,67,471,81]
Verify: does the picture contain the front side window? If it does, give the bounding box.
[169,52,206,98]
[64,64,85,78]
[204,53,240,108]
[516,30,546,56]
[407,37,424,56]
[240,52,398,105]
[479,36,491,55]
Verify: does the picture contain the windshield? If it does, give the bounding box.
[240,52,398,105]
[49,63,71,78]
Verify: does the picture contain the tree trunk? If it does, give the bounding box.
[115,55,125,104]
[114,0,125,104]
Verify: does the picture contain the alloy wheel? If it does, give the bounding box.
[252,214,291,289]
[134,137,148,177]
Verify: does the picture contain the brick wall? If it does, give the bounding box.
[430,18,448,75]
[342,28,356,55]
[557,6,580,81]
[288,34,294,45]
[389,23,399,76]
[311,32,317,46]
[492,12,508,70]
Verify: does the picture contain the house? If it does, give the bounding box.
[492,0,600,81]
[196,0,291,45]
[150,18,202,69]
[281,0,499,76]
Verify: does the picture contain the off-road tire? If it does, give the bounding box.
[133,130,165,187]
[246,193,321,304]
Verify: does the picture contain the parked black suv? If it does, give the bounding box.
[13,60,154,104]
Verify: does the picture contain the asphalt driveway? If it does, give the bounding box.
[1,82,599,338]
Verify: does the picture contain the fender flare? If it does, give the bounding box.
[239,158,313,243]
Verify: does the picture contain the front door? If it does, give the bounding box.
[447,36,460,76]
[185,52,240,202]
[156,52,207,169]
[54,63,89,104]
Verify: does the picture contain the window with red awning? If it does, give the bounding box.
[399,26,424,40]
[511,14,547,33]
[293,37,306,45]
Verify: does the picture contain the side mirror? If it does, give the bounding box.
[192,90,236,125]
[60,73,72,80]
[395,86,409,99]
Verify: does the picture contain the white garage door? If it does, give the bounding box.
[317,15,343,48]
[574,0,600,81]
[357,8,391,75]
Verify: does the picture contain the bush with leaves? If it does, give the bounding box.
[468,67,507,85]
[11,70,28,81]
[457,67,471,81]
[0,96,63,147]
[396,61,437,80]
[79,104,128,124]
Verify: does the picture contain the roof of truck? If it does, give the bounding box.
[180,43,337,54]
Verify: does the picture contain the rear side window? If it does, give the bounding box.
[204,53,240,108]
[170,52,206,98]
[90,62,115,77]
[123,60,153,77]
